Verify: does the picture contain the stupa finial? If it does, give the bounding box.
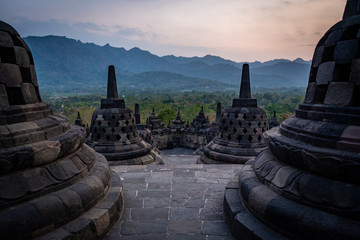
[216,102,222,122]
[239,64,251,99]
[107,65,118,99]
[135,103,140,124]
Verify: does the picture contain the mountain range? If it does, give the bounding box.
[24,36,311,94]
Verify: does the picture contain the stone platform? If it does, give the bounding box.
[106,148,242,240]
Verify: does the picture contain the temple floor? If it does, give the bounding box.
[106,148,242,240]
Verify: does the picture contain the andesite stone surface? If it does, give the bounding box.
[106,148,242,240]
[224,1,360,239]
[0,21,123,240]
[199,64,268,164]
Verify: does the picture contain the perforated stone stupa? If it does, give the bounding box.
[135,103,152,144]
[0,21,123,239]
[172,110,186,129]
[199,64,268,164]
[191,106,210,131]
[88,66,162,165]
[146,107,164,131]
[224,1,360,239]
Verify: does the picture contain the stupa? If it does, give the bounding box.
[199,64,268,164]
[88,66,162,165]
[135,103,152,144]
[0,21,123,239]
[206,102,222,143]
[146,107,164,130]
[191,106,210,131]
[172,110,186,129]
[74,111,85,127]
[269,110,280,129]
[224,1,360,239]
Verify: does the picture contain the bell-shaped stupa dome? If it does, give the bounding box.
[224,1,360,239]
[198,64,268,164]
[0,21,123,240]
[88,65,162,165]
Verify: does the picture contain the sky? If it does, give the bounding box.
[0,0,346,62]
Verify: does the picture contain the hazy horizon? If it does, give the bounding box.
[1,0,346,62]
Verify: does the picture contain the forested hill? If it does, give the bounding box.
[24,35,311,94]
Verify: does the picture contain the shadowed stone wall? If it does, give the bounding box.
[0,21,123,240]
[223,1,360,239]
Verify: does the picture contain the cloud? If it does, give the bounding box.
[296,29,306,37]
[71,22,149,40]
[7,18,154,43]
[0,0,346,62]
[297,43,316,47]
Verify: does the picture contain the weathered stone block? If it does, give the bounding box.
[13,46,30,68]
[312,46,325,68]
[17,36,31,52]
[29,65,38,86]
[87,208,110,237]
[33,194,68,225]
[350,58,360,85]
[63,217,96,239]
[0,203,42,240]
[0,172,28,199]
[324,82,354,105]
[36,228,72,240]
[23,167,51,192]
[0,31,14,48]
[70,183,97,210]
[0,63,22,87]
[350,70,360,85]
[351,58,360,71]
[0,124,11,138]
[316,62,335,85]
[325,29,344,47]
[334,39,359,64]
[21,83,38,104]
[0,83,9,107]
[55,189,83,218]
[7,121,41,136]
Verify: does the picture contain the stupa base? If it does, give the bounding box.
[0,152,124,240]
[224,153,360,240]
[223,172,286,240]
[39,164,124,240]
[108,149,163,165]
[198,142,264,164]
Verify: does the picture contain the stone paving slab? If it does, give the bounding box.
[106,148,242,240]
